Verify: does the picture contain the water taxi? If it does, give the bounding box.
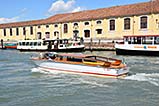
[115,35,159,56]
[17,38,84,52]
[32,53,129,78]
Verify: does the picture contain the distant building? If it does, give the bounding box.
[0,0,159,41]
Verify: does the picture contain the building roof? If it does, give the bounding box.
[0,0,159,28]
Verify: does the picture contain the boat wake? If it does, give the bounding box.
[125,73,159,86]
[31,67,59,75]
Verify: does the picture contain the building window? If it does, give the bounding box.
[73,23,79,29]
[46,25,49,28]
[74,23,78,26]
[10,28,12,36]
[84,30,90,38]
[30,26,33,35]
[16,28,19,36]
[38,25,41,28]
[97,20,102,24]
[96,29,102,34]
[54,24,58,27]
[124,18,131,30]
[23,27,26,35]
[3,29,6,36]
[45,32,50,39]
[64,24,68,33]
[140,16,148,29]
[109,19,115,31]
[37,32,42,39]
[84,22,89,25]
[54,31,59,37]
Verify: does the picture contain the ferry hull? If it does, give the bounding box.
[18,47,85,52]
[116,48,159,56]
[37,61,129,78]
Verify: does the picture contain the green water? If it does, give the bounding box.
[0,50,159,106]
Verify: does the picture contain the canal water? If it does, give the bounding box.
[0,50,159,106]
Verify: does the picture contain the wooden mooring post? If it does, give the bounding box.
[0,39,4,49]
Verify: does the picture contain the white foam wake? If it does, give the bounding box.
[31,67,52,74]
[125,73,159,86]
[31,67,61,75]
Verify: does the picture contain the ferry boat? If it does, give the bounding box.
[115,35,159,56]
[32,53,129,78]
[17,38,84,52]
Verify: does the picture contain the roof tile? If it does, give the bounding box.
[0,0,159,28]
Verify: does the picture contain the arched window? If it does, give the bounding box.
[46,25,49,28]
[140,16,148,29]
[84,22,89,25]
[74,23,78,26]
[109,19,115,31]
[54,24,58,27]
[97,20,102,24]
[64,24,68,33]
[124,18,131,30]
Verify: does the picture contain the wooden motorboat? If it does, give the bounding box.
[32,53,129,78]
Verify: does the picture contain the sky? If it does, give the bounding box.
[0,0,150,24]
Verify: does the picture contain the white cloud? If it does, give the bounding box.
[0,8,28,24]
[48,0,84,15]
[0,16,20,24]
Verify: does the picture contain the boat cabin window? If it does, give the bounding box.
[60,45,63,47]
[125,36,158,45]
[34,42,37,46]
[37,42,41,46]
[43,41,48,45]
[30,42,33,46]
[22,42,25,45]
[26,42,29,46]
[19,42,22,46]
[84,58,97,62]
[67,57,82,62]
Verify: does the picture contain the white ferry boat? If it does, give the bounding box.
[32,53,129,78]
[17,38,85,52]
[115,35,159,56]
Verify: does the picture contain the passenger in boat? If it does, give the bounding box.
[39,53,45,59]
[39,52,50,59]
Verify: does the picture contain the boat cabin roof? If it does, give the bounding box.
[18,40,43,43]
[58,53,90,58]
[57,53,120,62]
[124,35,159,38]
